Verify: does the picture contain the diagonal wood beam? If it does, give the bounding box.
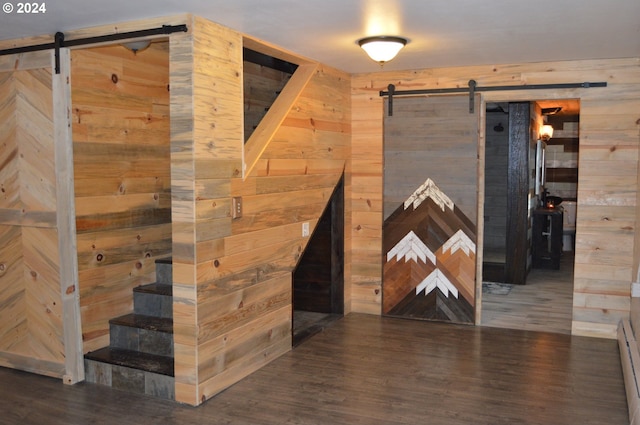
[243,63,318,179]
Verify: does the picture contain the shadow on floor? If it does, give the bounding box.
[292,311,342,347]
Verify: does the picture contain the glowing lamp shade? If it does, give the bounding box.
[540,124,554,141]
[122,40,151,54]
[358,36,408,64]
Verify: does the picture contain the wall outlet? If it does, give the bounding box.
[302,222,310,237]
[232,196,242,219]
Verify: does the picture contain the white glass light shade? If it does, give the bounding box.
[358,36,407,64]
[540,124,554,140]
[122,40,151,53]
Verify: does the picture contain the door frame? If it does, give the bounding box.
[505,102,531,285]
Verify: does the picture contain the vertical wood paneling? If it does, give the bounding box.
[72,42,171,353]
[351,58,640,338]
[53,48,83,384]
[169,19,198,405]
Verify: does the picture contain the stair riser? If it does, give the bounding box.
[84,359,174,401]
[110,324,173,357]
[133,292,173,319]
[155,262,172,285]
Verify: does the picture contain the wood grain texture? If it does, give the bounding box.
[351,58,640,338]
[244,63,318,177]
[0,313,628,425]
[505,102,530,285]
[169,18,350,405]
[482,254,574,334]
[53,48,84,384]
[0,52,66,378]
[71,42,172,356]
[382,96,478,322]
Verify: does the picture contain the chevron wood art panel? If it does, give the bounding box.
[383,179,476,322]
[382,95,479,323]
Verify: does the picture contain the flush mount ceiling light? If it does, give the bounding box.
[121,40,152,54]
[358,36,408,65]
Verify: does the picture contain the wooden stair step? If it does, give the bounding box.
[133,283,173,319]
[85,347,174,377]
[110,313,173,333]
[133,282,172,297]
[155,257,172,265]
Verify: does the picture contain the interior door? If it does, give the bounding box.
[382,94,481,323]
[0,49,82,382]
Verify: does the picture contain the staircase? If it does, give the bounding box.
[84,257,175,400]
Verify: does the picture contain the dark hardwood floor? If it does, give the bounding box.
[0,313,628,425]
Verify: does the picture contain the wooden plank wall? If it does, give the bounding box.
[545,113,580,200]
[170,17,350,405]
[71,42,172,353]
[0,51,66,377]
[170,15,242,406]
[350,58,640,338]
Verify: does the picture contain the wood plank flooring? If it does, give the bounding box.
[0,312,627,425]
[482,253,575,334]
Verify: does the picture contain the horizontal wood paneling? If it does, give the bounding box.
[351,57,640,338]
[72,42,171,353]
[171,17,350,405]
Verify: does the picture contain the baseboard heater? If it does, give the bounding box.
[618,318,640,424]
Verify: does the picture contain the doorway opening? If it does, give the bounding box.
[292,174,344,345]
[481,99,579,334]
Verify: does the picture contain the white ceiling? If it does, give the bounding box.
[1,0,639,74]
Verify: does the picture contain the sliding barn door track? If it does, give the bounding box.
[0,24,188,74]
[380,80,607,115]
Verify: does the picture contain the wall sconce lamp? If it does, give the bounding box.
[540,124,554,141]
[121,40,152,54]
[358,36,408,65]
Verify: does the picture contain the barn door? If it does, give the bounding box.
[0,49,82,382]
[382,94,481,324]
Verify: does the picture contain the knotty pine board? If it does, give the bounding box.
[71,42,171,354]
[170,17,350,405]
[0,53,67,378]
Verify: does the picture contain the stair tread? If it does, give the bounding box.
[155,257,172,265]
[85,347,174,377]
[110,313,173,333]
[133,282,172,296]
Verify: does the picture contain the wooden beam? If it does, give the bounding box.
[53,48,84,384]
[243,63,318,178]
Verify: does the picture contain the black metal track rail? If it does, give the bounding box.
[0,24,188,74]
[380,80,608,114]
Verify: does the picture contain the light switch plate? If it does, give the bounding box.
[232,196,242,219]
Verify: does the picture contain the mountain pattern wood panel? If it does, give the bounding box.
[383,178,475,323]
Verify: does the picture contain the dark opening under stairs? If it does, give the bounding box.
[84,257,175,400]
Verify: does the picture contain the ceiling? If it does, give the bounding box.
[1,0,639,74]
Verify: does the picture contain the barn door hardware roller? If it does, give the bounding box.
[0,24,188,74]
[381,79,607,115]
